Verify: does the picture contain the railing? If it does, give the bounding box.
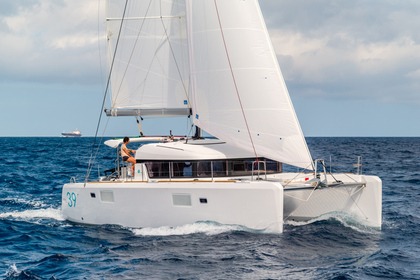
[314,159,328,185]
[251,160,267,181]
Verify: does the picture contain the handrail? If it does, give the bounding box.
[251,160,267,181]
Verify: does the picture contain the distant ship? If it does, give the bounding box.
[61,130,81,137]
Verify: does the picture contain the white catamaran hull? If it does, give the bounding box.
[281,174,382,228]
[62,181,284,233]
[62,174,381,233]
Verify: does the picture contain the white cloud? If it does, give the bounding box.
[355,37,420,74]
[51,35,99,49]
[0,0,417,136]
[0,0,104,84]
[3,13,28,32]
[261,0,420,105]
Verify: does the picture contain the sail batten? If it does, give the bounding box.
[107,16,183,21]
[104,108,191,117]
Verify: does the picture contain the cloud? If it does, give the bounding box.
[1,0,419,136]
[0,0,104,84]
[260,0,420,104]
[0,0,37,16]
[1,0,420,106]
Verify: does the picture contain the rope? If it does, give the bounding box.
[213,0,258,159]
[85,0,130,184]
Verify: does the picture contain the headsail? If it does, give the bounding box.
[105,0,191,117]
[186,0,313,169]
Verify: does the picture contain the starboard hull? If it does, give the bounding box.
[283,174,382,228]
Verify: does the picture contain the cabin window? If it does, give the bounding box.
[145,161,169,178]
[142,158,281,179]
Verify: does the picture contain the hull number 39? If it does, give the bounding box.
[67,192,77,207]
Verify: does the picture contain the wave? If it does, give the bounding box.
[4,264,43,280]
[131,221,245,236]
[132,213,382,237]
[0,207,65,222]
[0,197,48,208]
[4,264,20,279]
[285,212,381,234]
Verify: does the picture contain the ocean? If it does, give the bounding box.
[1,137,419,279]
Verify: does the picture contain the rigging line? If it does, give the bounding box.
[159,2,191,105]
[319,160,343,183]
[85,0,130,184]
[318,158,359,183]
[85,117,112,182]
[283,186,318,221]
[346,185,371,220]
[213,0,258,159]
[281,165,313,188]
[114,0,153,102]
[85,0,105,184]
[342,172,360,183]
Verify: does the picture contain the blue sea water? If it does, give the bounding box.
[1,137,419,279]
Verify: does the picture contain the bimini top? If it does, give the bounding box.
[135,139,258,161]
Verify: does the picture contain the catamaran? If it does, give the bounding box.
[62,0,381,233]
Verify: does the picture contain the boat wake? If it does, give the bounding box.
[0,197,48,208]
[131,221,245,236]
[0,207,65,222]
[285,212,381,234]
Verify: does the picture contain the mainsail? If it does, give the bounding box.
[105,0,191,117]
[186,0,313,169]
[104,0,313,170]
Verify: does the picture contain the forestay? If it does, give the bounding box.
[186,0,313,170]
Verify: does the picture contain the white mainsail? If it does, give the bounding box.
[186,0,313,169]
[106,0,191,116]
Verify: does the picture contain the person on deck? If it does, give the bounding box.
[121,137,136,175]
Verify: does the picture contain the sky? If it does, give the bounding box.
[1,0,419,137]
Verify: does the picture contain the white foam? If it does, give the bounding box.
[5,264,19,277]
[131,222,243,236]
[285,212,380,234]
[381,219,398,230]
[0,197,47,208]
[0,207,65,221]
[10,264,18,273]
